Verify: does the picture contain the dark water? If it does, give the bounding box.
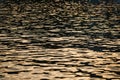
[0,2,120,80]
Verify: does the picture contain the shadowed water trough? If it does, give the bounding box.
[0,1,120,80]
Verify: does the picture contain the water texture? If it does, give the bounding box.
[0,2,120,80]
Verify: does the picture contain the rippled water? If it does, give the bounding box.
[0,2,120,80]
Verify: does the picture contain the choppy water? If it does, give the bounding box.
[0,2,120,80]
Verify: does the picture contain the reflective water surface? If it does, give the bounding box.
[0,2,120,80]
